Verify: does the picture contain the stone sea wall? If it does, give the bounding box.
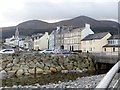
[0,53,94,79]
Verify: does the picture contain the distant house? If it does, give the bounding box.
[24,36,33,50]
[5,27,20,47]
[19,38,25,48]
[103,35,120,54]
[81,32,111,53]
[54,24,94,51]
[32,32,49,50]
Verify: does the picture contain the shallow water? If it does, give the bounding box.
[2,70,108,87]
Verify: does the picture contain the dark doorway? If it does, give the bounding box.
[72,46,74,51]
[60,45,64,49]
[70,46,71,51]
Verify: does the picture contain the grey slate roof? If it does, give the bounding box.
[103,44,120,47]
[81,32,109,41]
[56,26,84,34]
[107,35,120,40]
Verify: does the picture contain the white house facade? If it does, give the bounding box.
[49,30,55,50]
[33,32,49,50]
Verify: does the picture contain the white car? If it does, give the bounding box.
[39,49,54,54]
[0,49,15,54]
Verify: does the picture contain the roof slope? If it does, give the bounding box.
[81,32,109,41]
[108,35,120,40]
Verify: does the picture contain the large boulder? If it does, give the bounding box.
[16,69,24,76]
[61,70,69,73]
[20,65,29,70]
[55,66,62,71]
[6,63,14,68]
[28,68,35,74]
[43,70,51,74]
[12,64,20,71]
[36,68,44,74]
[6,56,13,61]
[13,58,19,64]
[35,62,42,67]
[0,67,2,71]
[7,70,16,78]
[0,70,7,79]
[28,61,36,68]
[50,67,57,73]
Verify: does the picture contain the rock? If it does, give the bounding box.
[66,64,73,70]
[43,70,51,74]
[5,67,12,71]
[24,72,30,76]
[6,56,13,61]
[82,68,88,72]
[50,67,57,73]
[76,68,83,73]
[6,63,14,68]
[2,63,7,69]
[7,70,16,78]
[60,65,65,69]
[44,66,49,70]
[20,58,25,62]
[12,85,18,88]
[0,67,2,71]
[39,62,45,69]
[16,69,24,76]
[36,68,44,74]
[13,58,19,64]
[55,66,62,71]
[29,68,35,74]
[12,64,20,71]
[20,65,29,70]
[35,62,41,67]
[61,70,68,73]
[29,61,36,68]
[0,70,7,79]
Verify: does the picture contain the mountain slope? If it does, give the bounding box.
[1,16,119,39]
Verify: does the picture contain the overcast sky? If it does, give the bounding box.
[0,0,119,27]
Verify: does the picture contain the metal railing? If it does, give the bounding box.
[96,60,120,89]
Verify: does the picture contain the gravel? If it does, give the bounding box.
[1,74,118,90]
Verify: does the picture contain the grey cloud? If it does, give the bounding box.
[1,0,118,25]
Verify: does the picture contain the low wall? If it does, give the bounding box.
[0,53,94,79]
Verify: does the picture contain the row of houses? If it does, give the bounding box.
[4,24,120,53]
[4,28,49,51]
[49,24,119,54]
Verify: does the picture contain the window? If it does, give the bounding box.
[89,48,92,51]
[93,40,95,42]
[83,48,86,51]
[113,48,115,52]
[83,41,86,44]
[104,48,106,51]
[89,41,92,44]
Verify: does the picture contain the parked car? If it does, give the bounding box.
[61,49,71,54]
[39,49,54,54]
[0,49,15,54]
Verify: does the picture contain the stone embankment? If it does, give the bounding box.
[0,53,94,79]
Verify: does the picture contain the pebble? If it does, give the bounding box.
[1,74,118,89]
